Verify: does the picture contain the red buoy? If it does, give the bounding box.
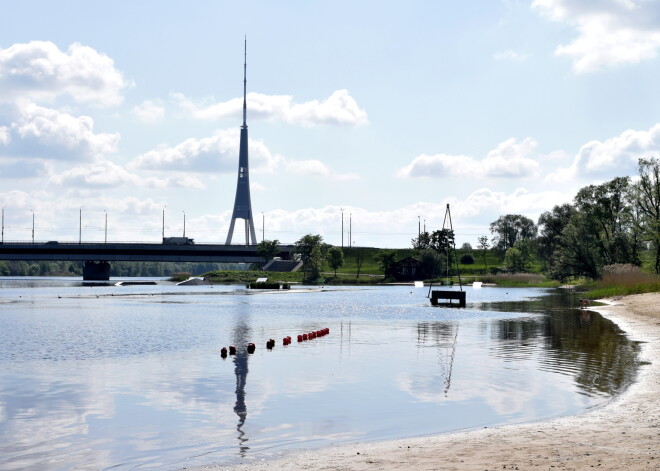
[220,347,228,358]
[297,334,303,342]
[302,333,308,341]
[229,346,237,355]
[247,343,256,354]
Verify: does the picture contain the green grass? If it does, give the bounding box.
[475,273,561,288]
[583,266,660,298]
[203,270,303,283]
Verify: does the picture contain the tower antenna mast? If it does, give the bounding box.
[242,36,247,128]
[226,37,258,245]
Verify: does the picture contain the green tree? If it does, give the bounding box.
[477,235,490,269]
[574,177,640,267]
[504,247,525,273]
[537,203,577,272]
[376,249,397,278]
[256,239,280,269]
[550,212,602,280]
[411,231,431,250]
[489,215,537,252]
[634,157,660,273]
[327,246,344,277]
[293,234,326,282]
[460,253,475,265]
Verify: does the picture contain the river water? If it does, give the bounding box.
[0,278,641,470]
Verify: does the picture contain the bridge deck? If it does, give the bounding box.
[0,242,292,264]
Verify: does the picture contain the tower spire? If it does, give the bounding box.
[242,36,247,128]
[226,38,257,246]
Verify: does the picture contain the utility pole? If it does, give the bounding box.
[79,206,83,244]
[162,205,166,240]
[1,206,5,243]
[104,210,107,243]
[349,213,352,248]
[183,211,186,238]
[341,208,344,248]
[30,210,34,243]
[418,215,420,239]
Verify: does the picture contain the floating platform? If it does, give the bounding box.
[430,289,466,308]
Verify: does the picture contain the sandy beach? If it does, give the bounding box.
[189,292,660,471]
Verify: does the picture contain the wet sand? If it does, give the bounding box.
[189,292,660,471]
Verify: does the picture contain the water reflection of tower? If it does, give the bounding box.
[232,317,250,456]
[417,322,459,396]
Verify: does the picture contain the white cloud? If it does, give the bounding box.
[0,126,9,145]
[533,0,660,72]
[398,138,540,179]
[6,102,119,160]
[482,137,540,177]
[0,41,128,106]
[130,128,357,180]
[49,160,204,189]
[174,89,368,127]
[0,159,47,178]
[493,49,531,61]
[546,122,660,181]
[132,100,165,123]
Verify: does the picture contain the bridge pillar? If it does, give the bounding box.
[83,261,111,281]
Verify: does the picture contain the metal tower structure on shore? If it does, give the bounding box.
[226,38,258,245]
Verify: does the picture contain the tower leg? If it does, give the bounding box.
[248,217,257,246]
[226,218,237,245]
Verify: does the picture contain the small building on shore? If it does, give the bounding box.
[391,257,429,281]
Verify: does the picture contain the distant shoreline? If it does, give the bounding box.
[187,292,660,471]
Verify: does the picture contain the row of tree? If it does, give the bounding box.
[406,158,659,280]
[491,158,659,279]
[0,260,244,277]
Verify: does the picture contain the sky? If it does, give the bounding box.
[2,0,660,248]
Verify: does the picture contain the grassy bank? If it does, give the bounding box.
[583,266,660,298]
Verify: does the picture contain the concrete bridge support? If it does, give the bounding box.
[82,261,111,281]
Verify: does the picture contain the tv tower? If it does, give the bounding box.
[226,38,258,245]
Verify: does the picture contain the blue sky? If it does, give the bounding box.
[2,0,660,248]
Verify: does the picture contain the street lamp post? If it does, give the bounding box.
[79,206,84,244]
[182,211,186,238]
[30,210,34,243]
[349,213,352,248]
[1,206,5,243]
[341,208,344,248]
[261,211,264,242]
[104,210,108,243]
[162,205,166,240]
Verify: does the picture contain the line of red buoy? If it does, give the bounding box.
[220,328,330,358]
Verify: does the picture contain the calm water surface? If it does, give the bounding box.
[0,278,641,470]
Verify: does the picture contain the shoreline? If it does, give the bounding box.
[188,292,660,471]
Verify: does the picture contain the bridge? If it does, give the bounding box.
[0,241,294,280]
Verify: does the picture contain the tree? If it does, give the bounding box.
[293,234,327,282]
[537,204,577,271]
[550,212,602,280]
[355,247,364,279]
[256,239,280,269]
[574,177,640,267]
[461,242,472,250]
[634,157,660,273]
[476,236,490,269]
[411,231,431,250]
[376,249,397,278]
[327,246,344,277]
[460,253,475,265]
[504,247,525,273]
[489,215,537,252]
